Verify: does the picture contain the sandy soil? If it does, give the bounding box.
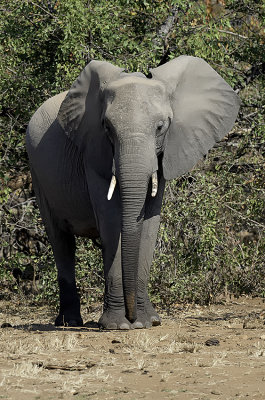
[0,297,264,400]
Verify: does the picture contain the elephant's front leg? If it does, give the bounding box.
[100,219,161,330]
[99,215,160,330]
[133,174,166,328]
[135,215,162,328]
[99,234,132,330]
[89,176,131,330]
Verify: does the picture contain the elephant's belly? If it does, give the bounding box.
[46,182,99,237]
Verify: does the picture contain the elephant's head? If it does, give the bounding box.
[57,56,240,322]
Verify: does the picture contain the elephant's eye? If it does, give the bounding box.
[156,119,170,134]
[157,121,164,131]
[156,119,170,155]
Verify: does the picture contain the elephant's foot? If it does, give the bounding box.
[98,301,161,330]
[55,311,83,327]
[145,300,161,326]
[131,311,152,329]
[132,306,161,329]
[98,309,131,330]
[55,291,83,326]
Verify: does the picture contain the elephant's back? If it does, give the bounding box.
[26,91,68,149]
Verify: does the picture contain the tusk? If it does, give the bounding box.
[151,171,158,197]
[107,175,116,200]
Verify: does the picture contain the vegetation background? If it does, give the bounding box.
[0,0,264,312]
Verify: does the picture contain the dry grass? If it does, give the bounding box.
[0,331,80,357]
[212,352,229,367]
[120,331,202,355]
[248,341,265,358]
[10,361,43,378]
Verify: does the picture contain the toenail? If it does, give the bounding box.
[120,323,130,330]
[133,321,144,329]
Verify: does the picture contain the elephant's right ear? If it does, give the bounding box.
[57,60,124,146]
[150,56,241,180]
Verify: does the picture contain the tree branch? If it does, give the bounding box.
[153,6,179,66]
[216,29,248,40]
[235,62,265,92]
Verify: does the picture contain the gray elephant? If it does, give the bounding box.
[26,56,240,329]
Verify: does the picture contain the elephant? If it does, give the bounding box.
[26,55,240,329]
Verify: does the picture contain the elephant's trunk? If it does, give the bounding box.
[117,137,156,323]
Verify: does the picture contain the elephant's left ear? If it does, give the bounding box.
[57,60,124,146]
[150,56,241,180]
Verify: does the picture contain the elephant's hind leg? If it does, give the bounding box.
[52,232,83,327]
[31,169,83,327]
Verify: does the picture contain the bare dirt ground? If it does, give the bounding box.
[0,297,264,400]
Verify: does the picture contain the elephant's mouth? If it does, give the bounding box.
[107,170,158,201]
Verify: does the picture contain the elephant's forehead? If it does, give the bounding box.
[105,76,166,101]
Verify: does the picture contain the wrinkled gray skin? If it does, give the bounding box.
[26,56,240,329]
